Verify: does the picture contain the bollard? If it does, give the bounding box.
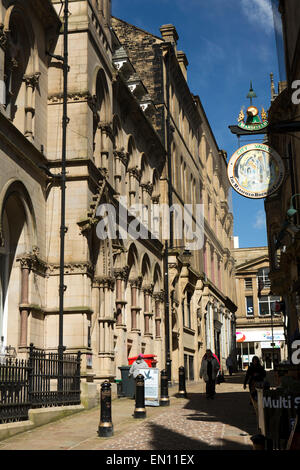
[134,374,146,419]
[250,434,266,450]
[178,366,187,398]
[160,369,170,406]
[98,381,114,437]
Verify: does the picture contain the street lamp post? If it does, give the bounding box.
[58,0,69,390]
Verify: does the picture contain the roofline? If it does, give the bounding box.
[233,246,268,251]
[112,16,163,42]
[193,94,221,155]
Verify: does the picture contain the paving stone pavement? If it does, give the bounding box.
[0,374,258,451]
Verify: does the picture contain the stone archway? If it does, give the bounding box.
[0,180,36,351]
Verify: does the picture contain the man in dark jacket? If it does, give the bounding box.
[243,356,266,401]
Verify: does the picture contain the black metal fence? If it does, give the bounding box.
[0,358,30,424]
[0,344,81,424]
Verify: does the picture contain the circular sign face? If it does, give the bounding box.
[227,143,285,199]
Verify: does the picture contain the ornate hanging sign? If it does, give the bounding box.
[238,105,268,131]
[229,82,269,135]
[227,143,285,199]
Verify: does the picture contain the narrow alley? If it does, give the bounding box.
[0,374,258,451]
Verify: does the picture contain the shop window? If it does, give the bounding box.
[245,296,254,316]
[238,342,255,367]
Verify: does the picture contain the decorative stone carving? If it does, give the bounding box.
[141,183,153,195]
[128,167,141,182]
[24,72,41,89]
[114,149,129,167]
[113,266,130,281]
[47,262,94,278]
[93,276,115,290]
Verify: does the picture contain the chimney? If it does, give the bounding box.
[177,51,188,81]
[160,24,179,50]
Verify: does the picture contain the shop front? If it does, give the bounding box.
[236,328,286,370]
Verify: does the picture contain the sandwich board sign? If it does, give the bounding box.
[140,368,160,406]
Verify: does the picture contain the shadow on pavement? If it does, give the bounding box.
[146,374,258,450]
[183,390,258,438]
[148,422,252,450]
[221,374,245,385]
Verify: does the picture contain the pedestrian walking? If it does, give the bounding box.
[243,356,266,402]
[226,355,234,376]
[200,349,220,399]
[238,355,242,371]
[128,354,149,379]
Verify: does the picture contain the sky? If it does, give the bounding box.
[112,0,283,248]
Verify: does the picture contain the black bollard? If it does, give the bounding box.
[98,381,114,437]
[134,374,146,419]
[178,366,187,398]
[160,369,170,406]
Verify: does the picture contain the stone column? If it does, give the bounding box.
[99,123,112,174]
[96,276,115,376]
[131,281,137,330]
[19,257,31,348]
[130,277,142,332]
[113,151,122,195]
[24,73,41,141]
[143,285,153,337]
[129,169,137,206]
[0,24,7,106]
[153,293,163,338]
[114,267,128,328]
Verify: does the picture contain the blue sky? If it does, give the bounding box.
[112,0,282,248]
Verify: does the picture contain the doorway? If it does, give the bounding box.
[262,348,280,369]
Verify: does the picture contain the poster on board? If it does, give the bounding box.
[139,368,160,406]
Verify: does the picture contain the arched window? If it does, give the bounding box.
[3,7,39,138]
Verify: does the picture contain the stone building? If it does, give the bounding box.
[0,0,237,384]
[0,0,61,356]
[264,0,300,358]
[112,17,237,376]
[233,247,287,370]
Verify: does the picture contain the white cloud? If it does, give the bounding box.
[240,0,274,34]
[253,209,266,229]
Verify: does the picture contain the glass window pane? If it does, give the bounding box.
[259,302,269,316]
[246,296,254,316]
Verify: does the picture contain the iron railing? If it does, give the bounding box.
[0,358,30,424]
[0,344,81,424]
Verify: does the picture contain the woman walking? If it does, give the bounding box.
[200,349,220,399]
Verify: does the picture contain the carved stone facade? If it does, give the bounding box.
[112,18,237,376]
[0,1,236,383]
